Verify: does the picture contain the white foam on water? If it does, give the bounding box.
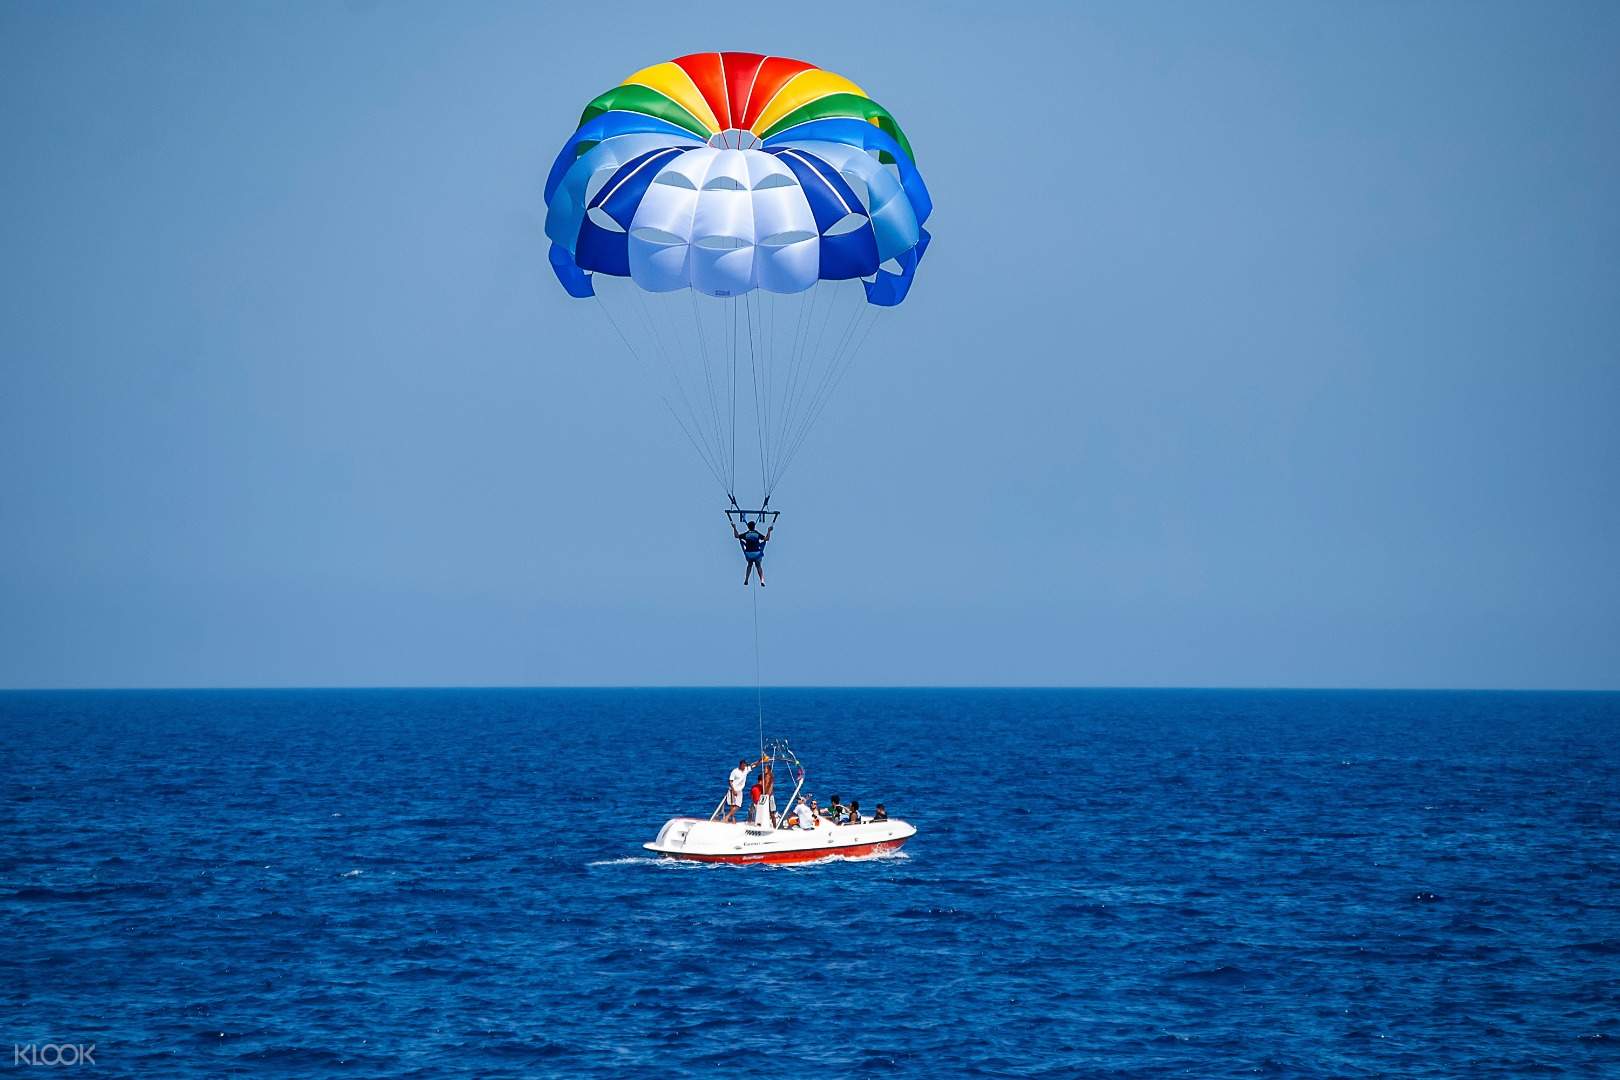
[588,849,912,871]
[777,849,912,870]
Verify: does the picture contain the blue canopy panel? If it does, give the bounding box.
[549,242,594,298]
[546,133,694,250]
[591,146,686,228]
[544,113,703,204]
[574,146,689,278]
[769,148,879,280]
[865,227,930,307]
[771,140,920,262]
[764,118,932,227]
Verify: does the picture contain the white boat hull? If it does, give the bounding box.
[644,816,916,864]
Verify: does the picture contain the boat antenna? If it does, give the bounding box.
[752,585,764,764]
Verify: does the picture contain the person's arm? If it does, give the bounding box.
[765,525,773,540]
[732,523,743,538]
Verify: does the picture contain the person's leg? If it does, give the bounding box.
[758,561,766,587]
[743,560,754,584]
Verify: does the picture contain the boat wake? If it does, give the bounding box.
[589,849,913,871]
[585,856,728,870]
[777,849,912,870]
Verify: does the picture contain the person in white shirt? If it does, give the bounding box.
[722,756,766,823]
[794,799,816,830]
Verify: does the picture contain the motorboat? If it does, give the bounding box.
[643,740,915,865]
[643,813,916,865]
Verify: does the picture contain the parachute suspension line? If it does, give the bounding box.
[764,290,780,495]
[767,282,822,499]
[752,583,764,765]
[795,303,881,472]
[742,293,769,500]
[694,293,725,498]
[728,294,738,497]
[782,281,843,470]
[724,297,739,494]
[768,281,843,495]
[783,281,814,421]
[751,290,771,492]
[779,280,837,447]
[685,290,728,496]
[775,282,816,465]
[786,290,866,465]
[802,306,881,461]
[626,285,730,492]
[764,290,778,488]
[772,299,883,493]
[593,294,729,492]
[687,290,733,501]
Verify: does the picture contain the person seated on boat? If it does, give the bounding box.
[794,799,816,830]
[825,794,847,823]
[722,756,764,824]
[732,519,772,587]
[844,800,862,824]
[873,804,888,822]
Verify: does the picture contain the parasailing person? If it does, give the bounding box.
[732,518,773,586]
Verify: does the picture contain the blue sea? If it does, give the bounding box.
[3,689,1617,1077]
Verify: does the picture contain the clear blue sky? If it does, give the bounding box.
[3,1,1617,689]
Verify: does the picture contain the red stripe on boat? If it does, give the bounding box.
[657,837,908,865]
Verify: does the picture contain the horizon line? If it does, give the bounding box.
[2,684,1617,694]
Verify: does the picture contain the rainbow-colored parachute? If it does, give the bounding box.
[544,51,931,307]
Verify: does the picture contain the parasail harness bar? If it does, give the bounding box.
[725,494,780,528]
[725,509,781,527]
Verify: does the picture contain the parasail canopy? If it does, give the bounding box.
[544,52,932,502]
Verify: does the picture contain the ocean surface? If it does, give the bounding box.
[2,688,1617,1077]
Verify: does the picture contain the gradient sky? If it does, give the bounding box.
[3,1,1617,689]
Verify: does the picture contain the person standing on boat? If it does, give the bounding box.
[722,757,764,824]
[758,759,778,827]
[732,519,772,587]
